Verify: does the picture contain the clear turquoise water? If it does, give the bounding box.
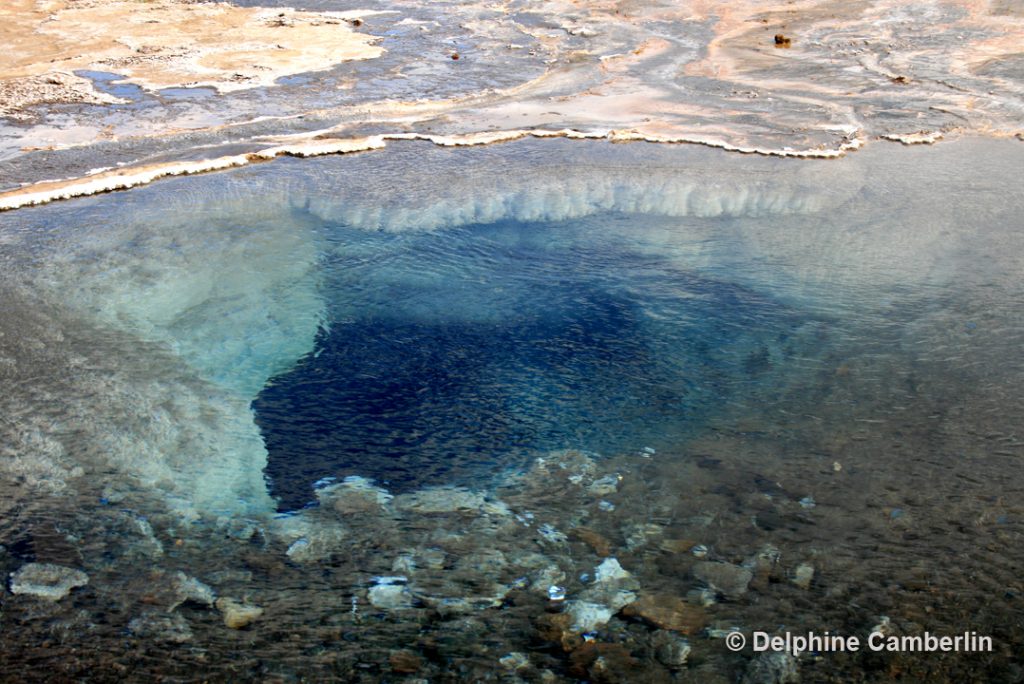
[0,138,1022,681]
[255,216,819,509]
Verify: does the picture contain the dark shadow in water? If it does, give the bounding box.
[254,220,810,510]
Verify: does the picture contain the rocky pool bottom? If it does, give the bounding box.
[0,138,1022,682]
[2,403,1022,683]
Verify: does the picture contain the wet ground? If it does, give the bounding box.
[2,0,1022,205]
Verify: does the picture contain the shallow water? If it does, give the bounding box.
[0,138,1022,682]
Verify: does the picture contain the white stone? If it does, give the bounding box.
[792,563,814,590]
[499,652,530,670]
[10,563,88,601]
[369,581,413,610]
[170,571,216,610]
[567,600,615,632]
[594,557,630,583]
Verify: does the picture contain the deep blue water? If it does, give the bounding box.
[254,216,815,510]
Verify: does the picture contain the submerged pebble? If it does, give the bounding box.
[9,563,88,601]
[742,651,800,684]
[537,523,568,544]
[621,594,707,634]
[499,652,530,670]
[169,571,216,610]
[652,630,691,668]
[369,577,413,610]
[128,612,193,644]
[791,563,815,590]
[567,600,615,632]
[594,557,630,583]
[587,475,620,495]
[693,561,753,599]
[215,597,264,629]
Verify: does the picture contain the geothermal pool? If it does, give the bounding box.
[0,138,1022,681]
[254,211,826,510]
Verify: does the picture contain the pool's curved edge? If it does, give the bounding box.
[0,125,882,213]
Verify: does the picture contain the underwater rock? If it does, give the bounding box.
[745,545,782,591]
[593,558,630,584]
[537,523,569,545]
[693,561,753,599]
[568,642,638,682]
[9,563,88,601]
[586,475,620,496]
[368,577,413,610]
[791,563,815,590]
[623,523,664,551]
[388,649,422,674]
[319,476,393,515]
[522,451,598,491]
[393,486,489,514]
[168,571,216,611]
[391,553,416,574]
[569,527,612,557]
[454,548,507,576]
[415,547,447,570]
[567,600,616,632]
[622,594,707,634]
[659,538,698,554]
[567,557,639,632]
[223,518,258,541]
[568,585,636,631]
[534,612,581,652]
[215,597,264,629]
[742,651,800,684]
[686,588,717,607]
[652,630,692,669]
[422,584,510,616]
[746,545,781,573]
[282,523,347,562]
[128,611,193,644]
[499,652,530,671]
[115,513,165,558]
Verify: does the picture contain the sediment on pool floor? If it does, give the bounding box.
[3,379,1023,682]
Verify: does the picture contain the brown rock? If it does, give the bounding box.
[621,594,707,634]
[570,527,613,557]
[534,612,583,652]
[568,642,637,682]
[693,561,752,599]
[658,538,697,554]
[389,649,422,674]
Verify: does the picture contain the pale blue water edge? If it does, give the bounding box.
[0,138,1021,681]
